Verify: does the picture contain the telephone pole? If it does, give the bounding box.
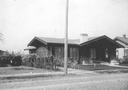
[64,0,69,75]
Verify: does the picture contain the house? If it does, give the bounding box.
[26,34,123,63]
[114,34,128,59]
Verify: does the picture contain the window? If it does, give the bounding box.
[54,46,64,58]
[69,47,79,59]
[124,49,128,56]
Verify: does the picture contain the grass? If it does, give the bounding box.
[77,64,128,74]
[0,64,128,84]
[0,73,80,84]
[0,66,62,75]
[119,64,128,66]
[0,64,128,75]
[0,73,75,80]
[0,64,128,80]
[96,69,128,74]
[78,64,128,71]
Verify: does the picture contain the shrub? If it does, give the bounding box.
[0,56,7,67]
[54,57,79,68]
[112,56,128,64]
[79,57,93,65]
[22,55,79,70]
[22,55,56,70]
[120,56,128,64]
[0,54,13,67]
[10,56,22,66]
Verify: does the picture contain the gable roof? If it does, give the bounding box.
[28,35,124,48]
[114,37,128,45]
[80,35,124,48]
[28,36,80,46]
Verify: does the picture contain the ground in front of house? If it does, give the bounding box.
[0,64,128,90]
[0,72,128,90]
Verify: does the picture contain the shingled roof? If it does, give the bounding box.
[114,37,128,45]
[28,35,123,48]
[28,36,100,46]
[80,35,123,48]
[28,36,80,46]
[38,37,80,45]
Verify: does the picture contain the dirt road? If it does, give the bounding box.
[0,73,128,90]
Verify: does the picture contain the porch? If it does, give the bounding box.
[80,35,123,63]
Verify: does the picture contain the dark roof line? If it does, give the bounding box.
[80,35,124,48]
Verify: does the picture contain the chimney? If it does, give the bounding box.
[123,34,126,38]
[80,33,88,43]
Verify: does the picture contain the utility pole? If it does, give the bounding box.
[64,0,69,75]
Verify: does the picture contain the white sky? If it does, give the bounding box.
[0,0,128,52]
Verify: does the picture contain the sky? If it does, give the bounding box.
[0,0,128,52]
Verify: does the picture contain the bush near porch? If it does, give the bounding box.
[79,55,128,65]
[117,56,128,66]
[55,57,79,69]
[109,56,128,65]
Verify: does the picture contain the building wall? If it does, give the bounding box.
[115,40,128,59]
[35,44,79,60]
[116,48,124,59]
[53,45,79,59]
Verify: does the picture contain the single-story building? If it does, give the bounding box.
[114,34,128,59]
[26,34,123,63]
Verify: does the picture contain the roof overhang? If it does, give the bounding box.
[27,37,47,46]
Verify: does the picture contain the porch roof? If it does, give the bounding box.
[24,46,36,50]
